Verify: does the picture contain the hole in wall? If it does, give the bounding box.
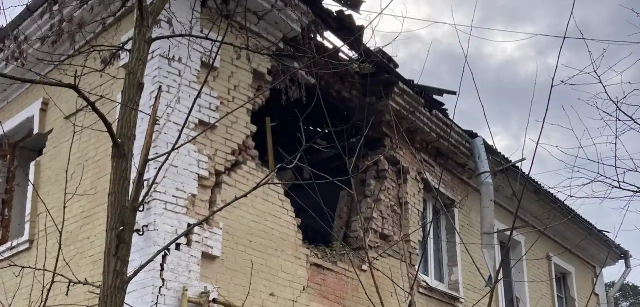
[186,223,193,247]
[250,86,376,246]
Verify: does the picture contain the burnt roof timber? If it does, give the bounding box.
[300,2,628,259]
[298,0,456,113]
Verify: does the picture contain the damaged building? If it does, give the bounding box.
[0,0,631,306]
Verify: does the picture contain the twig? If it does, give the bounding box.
[0,72,120,152]
[485,1,576,306]
[241,260,253,307]
[42,106,79,306]
[129,86,162,208]
[135,7,235,211]
[126,127,330,284]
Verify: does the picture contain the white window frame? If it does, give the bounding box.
[494,220,530,307]
[594,266,607,307]
[550,253,578,307]
[417,193,463,297]
[0,99,47,260]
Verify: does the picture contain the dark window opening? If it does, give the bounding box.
[555,273,569,307]
[500,240,516,307]
[1,126,47,245]
[251,86,374,246]
[432,204,445,283]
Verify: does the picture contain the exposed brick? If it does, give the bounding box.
[0,2,607,307]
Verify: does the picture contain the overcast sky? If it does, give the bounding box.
[337,0,640,283]
[1,0,638,285]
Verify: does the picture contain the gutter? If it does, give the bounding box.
[607,250,632,307]
[470,136,496,286]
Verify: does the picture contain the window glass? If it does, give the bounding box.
[433,205,444,283]
[500,240,515,307]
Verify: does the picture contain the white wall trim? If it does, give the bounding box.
[0,98,45,260]
[594,266,607,307]
[453,207,464,297]
[417,194,463,299]
[123,1,225,305]
[494,220,524,242]
[550,253,579,307]
[494,220,530,307]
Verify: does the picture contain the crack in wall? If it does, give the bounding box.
[154,249,170,306]
[293,254,311,307]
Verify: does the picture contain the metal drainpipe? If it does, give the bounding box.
[470,136,496,286]
[607,250,632,307]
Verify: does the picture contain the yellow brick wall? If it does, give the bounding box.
[190,17,474,307]
[193,25,603,306]
[0,7,604,307]
[0,13,133,307]
[494,206,600,307]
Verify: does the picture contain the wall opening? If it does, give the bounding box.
[250,86,366,246]
[0,118,47,245]
[551,255,578,307]
[495,222,530,307]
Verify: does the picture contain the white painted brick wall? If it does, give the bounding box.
[124,1,223,306]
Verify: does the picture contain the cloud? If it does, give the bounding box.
[342,0,640,283]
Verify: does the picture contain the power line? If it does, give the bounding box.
[325,4,640,45]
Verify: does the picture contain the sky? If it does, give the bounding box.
[1,0,638,285]
[333,0,640,283]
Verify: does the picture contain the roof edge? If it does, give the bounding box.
[477,135,628,259]
[0,0,48,40]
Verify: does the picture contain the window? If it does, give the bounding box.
[0,99,48,259]
[495,221,529,307]
[500,240,516,307]
[555,274,568,307]
[550,254,578,307]
[418,192,461,294]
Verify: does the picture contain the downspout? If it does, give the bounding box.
[607,250,632,307]
[470,137,496,286]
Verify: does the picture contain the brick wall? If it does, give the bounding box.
[0,11,132,306]
[193,49,603,307]
[0,2,607,307]
[192,15,472,306]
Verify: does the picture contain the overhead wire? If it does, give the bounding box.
[324,3,640,45]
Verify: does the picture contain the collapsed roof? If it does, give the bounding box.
[0,0,628,265]
[286,0,629,265]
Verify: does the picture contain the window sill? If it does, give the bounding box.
[418,276,464,303]
[0,236,30,260]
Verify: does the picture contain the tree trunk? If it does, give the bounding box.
[97,12,154,307]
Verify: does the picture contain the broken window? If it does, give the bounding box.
[551,257,577,307]
[494,224,529,307]
[500,240,516,307]
[0,117,47,246]
[251,86,369,246]
[418,190,461,294]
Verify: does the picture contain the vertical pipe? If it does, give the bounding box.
[470,137,496,286]
[607,251,632,307]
